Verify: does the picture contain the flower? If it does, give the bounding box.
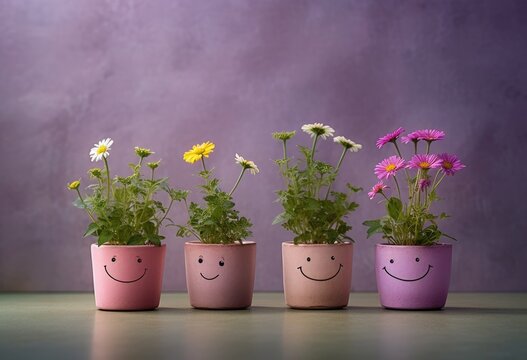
[67,180,81,190]
[368,181,388,199]
[334,136,362,152]
[374,156,405,180]
[183,141,215,164]
[272,131,296,141]
[438,153,465,175]
[89,138,113,162]
[147,160,161,170]
[301,123,335,139]
[418,177,431,191]
[87,168,102,179]
[135,146,154,158]
[376,127,405,149]
[414,129,445,142]
[401,131,421,144]
[407,154,442,171]
[235,153,259,175]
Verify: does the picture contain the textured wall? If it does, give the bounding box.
[1,0,526,292]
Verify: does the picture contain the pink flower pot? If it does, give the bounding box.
[91,244,166,310]
[184,241,256,309]
[376,243,452,310]
[282,242,353,309]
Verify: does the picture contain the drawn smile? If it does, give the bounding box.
[297,264,343,281]
[104,266,147,283]
[383,264,433,282]
[200,273,219,281]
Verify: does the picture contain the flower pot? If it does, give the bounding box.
[184,241,256,309]
[375,243,452,310]
[282,242,353,309]
[91,244,166,310]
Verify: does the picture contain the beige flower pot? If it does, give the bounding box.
[282,241,353,309]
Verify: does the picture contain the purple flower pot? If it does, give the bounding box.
[375,243,452,310]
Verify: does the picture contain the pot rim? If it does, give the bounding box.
[91,243,166,248]
[184,240,256,246]
[282,241,352,247]
[376,243,452,249]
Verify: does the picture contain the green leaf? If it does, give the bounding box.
[127,235,145,245]
[363,219,382,238]
[83,223,99,237]
[98,230,113,246]
[387,197,403,220]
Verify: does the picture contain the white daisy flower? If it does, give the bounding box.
[301,123,335,139]
[235,153,259,175]
[334,136,362,152]
[89,138,113,162]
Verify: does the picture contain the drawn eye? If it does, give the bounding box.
[111,257,116,262]
[137,258,142,263]
[389,259,394,264]
[331,256,335,260]
[198,258,203,264]
[415,257,420,262]
[219,260,225,267]
[307,257,311,262]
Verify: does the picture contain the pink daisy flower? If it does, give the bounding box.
[374,156,405,180]
[418,177,431,191]
[406,154,442,171]
[438,153,465,175]
[414,129,445,142]
[401,131,421,144]
[376,127,405,149]
[368,181,388,200]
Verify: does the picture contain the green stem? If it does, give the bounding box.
[426,141,431,154]
[325,147,347,200]
[229,168,246,196]
[159,198,174,225]
[103,157,111,201]
[310,135,319,161]
[183,199,202,242]
[151,168,155,181]
[393,141,410,185]
[76,189,96,223]
[393,175,402,200]
[414,141,418,155]
[201,157,207,172]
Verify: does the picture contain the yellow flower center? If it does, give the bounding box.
[96,145,107,155]
[443,161,452,169]
[385,164,396,172]
[419,161,430,169]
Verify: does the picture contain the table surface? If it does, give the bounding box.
[1,293,526,360]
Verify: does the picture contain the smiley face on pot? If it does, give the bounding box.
[104,255,148,284]
[196,255,225,281]
[297,255,344,282]
[382,256,433,282]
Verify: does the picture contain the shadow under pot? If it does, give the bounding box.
[376,243,452,310]
[282,242,353,309]
[91,244,166,311]
[184,241,256,309]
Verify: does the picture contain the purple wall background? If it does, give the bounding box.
[1,0,526,292]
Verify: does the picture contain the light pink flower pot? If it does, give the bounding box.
[376,243,452,310]
[282,242,353,309]
[91,244,166,311]
[184,241,256,309]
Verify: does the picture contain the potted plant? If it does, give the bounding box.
[67,138,186,310]
[363,128,466,310]
[273,123,362,309]
[175,141,259,309]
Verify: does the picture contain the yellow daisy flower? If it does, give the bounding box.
[67,180,81,190]
[183,141,215,164]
